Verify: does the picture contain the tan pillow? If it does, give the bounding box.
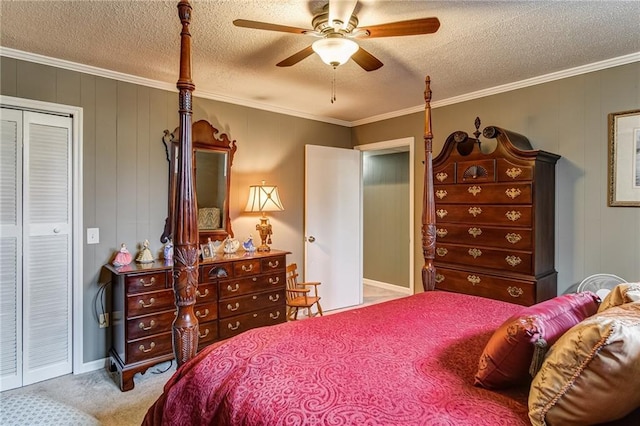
[598,282,640,312]
[528,302,640,426]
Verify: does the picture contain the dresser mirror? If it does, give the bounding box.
[161,120,237,244]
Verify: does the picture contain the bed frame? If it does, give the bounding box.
[169,0,437,365]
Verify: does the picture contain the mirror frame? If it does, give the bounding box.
[161,120,237,244]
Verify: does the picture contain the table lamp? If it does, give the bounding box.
[245,181,284,252]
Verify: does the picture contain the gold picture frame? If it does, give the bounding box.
[608,109,640,207]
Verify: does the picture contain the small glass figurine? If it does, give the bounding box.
[136,239,155,263]
[113,243,132,267]
[242,235,256,252]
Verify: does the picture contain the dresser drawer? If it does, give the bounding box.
[434,163,457,184]
[194,301,218,323]
[127,310,175,340]
[219,289,286,318]
[435,243,532,274]
[435,204,532,227]
[200,263,232,282]
[219,305,287,339]
[434,267,535,306]
[262,255,286,272]
[195,282,217,304]
[434,182,532,204]
[496,159,534,182]
[197,320,219,349]
[233,259,262,277]
[218,272,285,300]
[435,223,532,250]
[127,289,175,318]
[126,332,172,364]
[125,271,167,294]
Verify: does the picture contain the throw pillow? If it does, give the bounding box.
[474,291,600,389]
[597,282,640,313]
[528,302,640,426]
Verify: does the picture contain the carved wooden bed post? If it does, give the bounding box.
[172,0,199,365]
[421,76,436,291]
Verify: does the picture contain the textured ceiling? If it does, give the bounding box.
[1,1,639,125]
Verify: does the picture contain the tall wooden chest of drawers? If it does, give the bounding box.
[105,249,287,391]
[432,123,560,306]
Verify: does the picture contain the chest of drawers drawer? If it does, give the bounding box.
[434,182,532,204]
[125,271,167,293]
[435,204,532,227]
[219,289,286,318]
[435,267,535,306]
[126,289,175,318]
[435,223,532,250]
[435,242,532,274]
[126,310,175,340]
[219,305,287,339]
[218,272,285,299]
[126,332,173,364]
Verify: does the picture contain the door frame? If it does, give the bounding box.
[355,137,414,295]
[1,95,84,374]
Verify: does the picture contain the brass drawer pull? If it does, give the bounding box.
[435,274,445,283]
[138,298,155,308]
[138,342,155,353]
[468,207,482,217]
[505,210,522,221]
[505,233,522,244]
[436,172,448,182]
[435,189,448,199]
[507,286,524,298]
[468,186,482,196]
[269,294,280,302]
[196,288,209,298]
[227,302,240,311]
[268,260,280,268]
[139,277,156,287]
[436,209,448,219]
[138,320,156,331]
[505,256,522,267]
[505,188,522,199]
[269,277,280,285]
[241,264,254,272]
[228,321,240,331]
[506,167,523,179]
[468,227,482,238]
[199,329,210,339]
[270,311,281,320]
[468,248,482,258]
[436,228,448,238]
[467,275,481,285]
[196,309,210,318]
[227,283,240,292]
[436,248,448,257]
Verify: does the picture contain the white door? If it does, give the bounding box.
[0,108,73,390]
[304,145,362,311]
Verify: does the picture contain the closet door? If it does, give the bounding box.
[0,108,24,391]
[22,111,73,385]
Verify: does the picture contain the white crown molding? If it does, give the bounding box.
[352,51,640,127]
[2,47,638,128]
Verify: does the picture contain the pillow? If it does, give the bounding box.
[597,282,640,313]
[474,291,600,389]
[198,207,221,230]
[528,302,640,426]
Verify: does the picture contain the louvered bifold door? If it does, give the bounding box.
[0,108,24,391]
[22,111,73,386]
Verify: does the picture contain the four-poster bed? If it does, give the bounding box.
[149,2,640,425]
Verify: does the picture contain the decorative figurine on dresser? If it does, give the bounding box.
[431,118,560,306]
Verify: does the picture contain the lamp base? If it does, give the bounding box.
[256,215,273,253]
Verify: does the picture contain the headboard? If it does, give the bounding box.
[168,1,437,363]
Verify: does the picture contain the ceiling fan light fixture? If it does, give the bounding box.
[312,37,359,67]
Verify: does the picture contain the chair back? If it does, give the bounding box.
[286,263,300,300]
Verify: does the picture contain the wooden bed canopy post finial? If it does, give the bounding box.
[421,76,437,291]
[173,0,199,366]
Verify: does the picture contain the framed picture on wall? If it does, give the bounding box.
[608,109,640,207]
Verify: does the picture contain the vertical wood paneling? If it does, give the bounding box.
[136,87,151,247]
[0,57,18,97]
[16,61,56,102]
[56,69,81,107]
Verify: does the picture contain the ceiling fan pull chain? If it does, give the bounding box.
[331,66,337,103]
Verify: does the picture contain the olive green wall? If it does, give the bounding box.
[1,57,351,366]
[352,62,640,295]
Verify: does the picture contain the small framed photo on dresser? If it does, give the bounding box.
[608,109,640,207]
[201,244,214,260]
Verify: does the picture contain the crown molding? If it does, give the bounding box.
[2,47,638,128]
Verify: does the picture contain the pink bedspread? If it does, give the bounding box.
[144,291,531,425]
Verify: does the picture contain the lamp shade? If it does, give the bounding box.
[245,182,284,213]
[312,37,359,67]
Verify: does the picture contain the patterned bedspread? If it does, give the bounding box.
[144,291,530,425]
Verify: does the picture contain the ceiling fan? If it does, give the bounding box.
[233,0,440,71]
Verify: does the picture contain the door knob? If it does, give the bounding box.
[307,236,316,243]
[53,227,61,233]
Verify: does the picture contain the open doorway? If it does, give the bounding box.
[355,137,414,303]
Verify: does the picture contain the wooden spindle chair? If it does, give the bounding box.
[285,263,323,320]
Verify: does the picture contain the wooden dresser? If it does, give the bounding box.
[105,249,288,391]
[431,123,560,306]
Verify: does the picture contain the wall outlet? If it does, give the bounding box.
[87,228,100,245]
[99,313,109,328]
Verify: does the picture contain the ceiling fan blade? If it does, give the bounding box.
[233,19,310,35]
[276,45,315,67]
[329,0,358,29]
[360,17,440,38]
[351,46,383,71]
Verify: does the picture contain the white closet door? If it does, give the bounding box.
[0,108,24,391]
[22,112,73,386]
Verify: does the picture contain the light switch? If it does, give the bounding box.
[87,228,100,245]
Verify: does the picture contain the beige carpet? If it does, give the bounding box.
[0,360,176,426]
